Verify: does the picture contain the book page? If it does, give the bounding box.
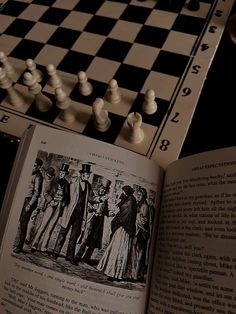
[148,147,236,313]
[0,125,163,314]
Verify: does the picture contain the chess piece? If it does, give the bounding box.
[55,87,75,123]
[142,89,157,115]
[0,67,24,107]
[23,71,52,112]
[92,98,111,132]
[46,63,62,89]
[126,112,144,144]
[187,0,200,11]
[25,58,43,83]
[78,71,93,96]
[0,51,15,80]
[105,79,121,104]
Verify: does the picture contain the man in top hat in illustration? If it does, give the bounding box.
[38,163,70,255]
[52,163,95,265]
[14,158,43,253]
[75,177,112,265]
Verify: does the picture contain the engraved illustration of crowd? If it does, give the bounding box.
[13,151,157,285]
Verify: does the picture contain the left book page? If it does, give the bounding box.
[0,125,163,314]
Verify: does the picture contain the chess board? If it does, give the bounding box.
[0,0,234,169]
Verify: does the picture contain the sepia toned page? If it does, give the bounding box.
[148,147,236,313]
[0,125,164,314]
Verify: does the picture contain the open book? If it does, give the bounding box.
[0,125,235,314]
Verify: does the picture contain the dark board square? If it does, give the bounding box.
[152,50,190,77]
[0,1,28,17]
[57,51,94,75]
[17,64,49,88]
[47,27,81,49]
[39,7,70,25]
[128,94,170,127]
[135,25,169,48]
[120,5,152,24]
[114,64,149,92]
[9,39,44,60]
[83,112,126,144]
[0,88,7,103]
[70,79,108,104]
[110,0,130,3]
[155,0,185,12]
[26,93,59,123]
[4,19,36,37]
[97,38,132,63]
[84,15,117,36]
[73,0,105,14]
[32,0,56,5]
[172,14,205,36]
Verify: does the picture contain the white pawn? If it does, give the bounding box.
[78,71,93,96]
[126,112,144,144]
[46,63,62,89]
[0,51,15,80]
[142,89,157,114]
[105,78,121,104]
[23,72,52,112]
[55,87,75,123]
[92,98,111,132]
[26,58,43,83]
[0,67,24,107]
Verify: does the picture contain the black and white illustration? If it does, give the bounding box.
[12,150,158,289]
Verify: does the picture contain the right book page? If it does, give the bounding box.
[148,146,236,313]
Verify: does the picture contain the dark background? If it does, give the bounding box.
[180,1,236,157]
[1,2,236,207]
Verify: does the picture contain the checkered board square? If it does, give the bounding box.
[0,0,234,168]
